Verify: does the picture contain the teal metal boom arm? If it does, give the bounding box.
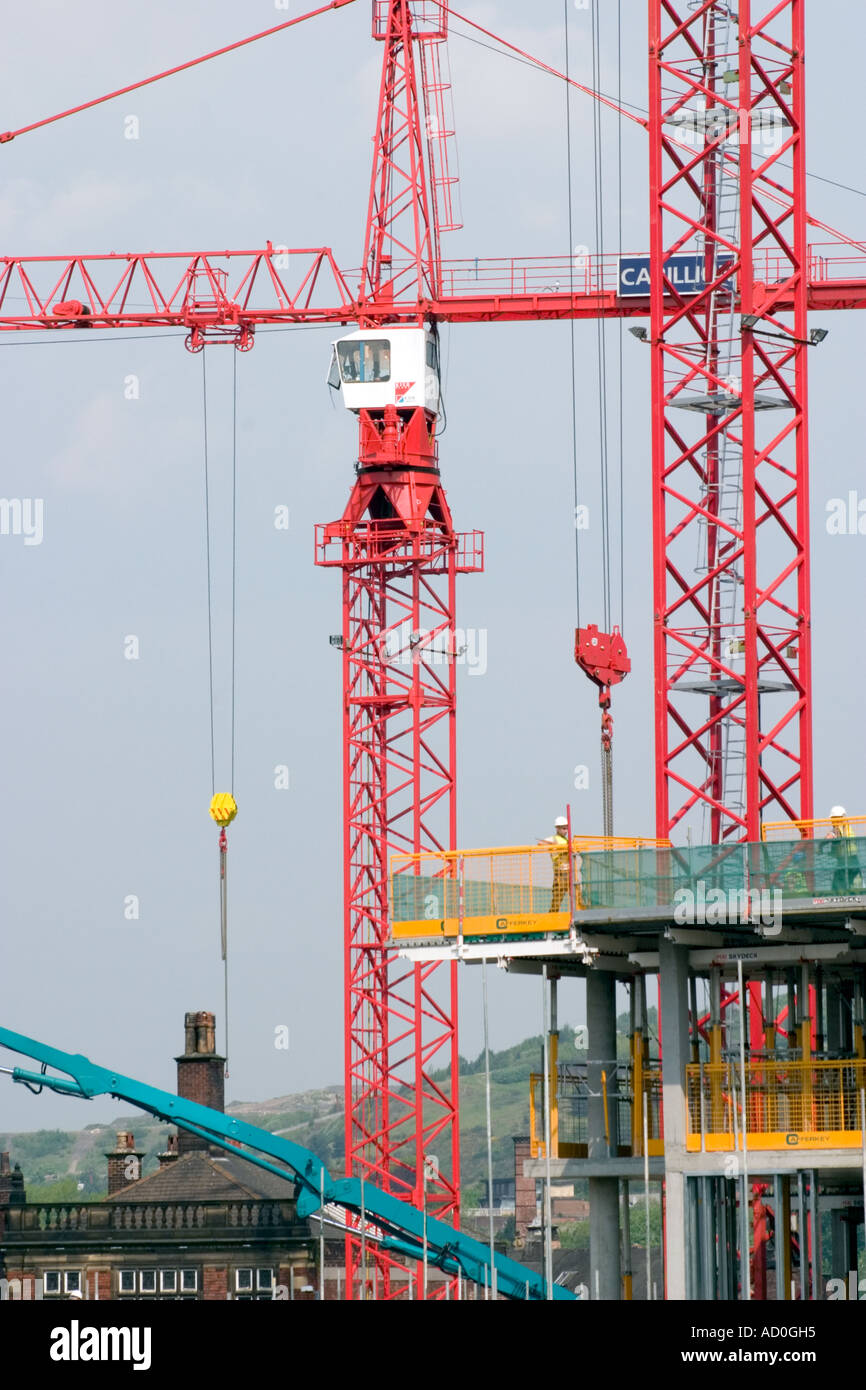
[0,1026,574,1301]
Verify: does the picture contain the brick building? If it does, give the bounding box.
[0,1012,316,1301]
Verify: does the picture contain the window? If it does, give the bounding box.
[117,1268,195,1298]
[44,1271,61,1295]
[337,339,390,384]
[235,1268,253,1292]
[256,1269,274,1292]
[426,337,439,371]
[327,348,341,391]
[64,1271,81,1295]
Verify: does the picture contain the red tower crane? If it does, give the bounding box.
[314,3,480,1295]
[4,0,866,1299]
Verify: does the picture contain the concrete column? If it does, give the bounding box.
[775,1176,792,1300]
[587,969,620,1299]
[829,1210,849,1285]
[659,937,691,1300]
[827,979,852,1054]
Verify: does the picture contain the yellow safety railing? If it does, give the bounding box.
[390,835,669,942]
[529,1066,663,1159]
[686,1059,866,1151]
[762,815,866,841]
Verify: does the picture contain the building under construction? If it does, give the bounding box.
[393,821,866,1299]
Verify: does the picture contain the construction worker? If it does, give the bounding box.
[824,806,863,894]
[783,840,809,897]
[540,816,572,913]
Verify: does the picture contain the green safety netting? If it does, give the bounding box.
[390,837,866,922]
[579,843,745,911]
[580,837,866,910]
[749,836,865,897]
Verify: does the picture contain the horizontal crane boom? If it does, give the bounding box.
[0,245,864,345]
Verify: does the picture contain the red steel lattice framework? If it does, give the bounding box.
[648,0,812,843]
[316,0,480,1299]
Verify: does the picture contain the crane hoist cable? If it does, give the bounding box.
[569,0,628,838]
[590,0,612,634]
[202,348,239,1073]
[564,0,581,632]
[616,0,625,637]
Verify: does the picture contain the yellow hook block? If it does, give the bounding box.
[210,792,238,827]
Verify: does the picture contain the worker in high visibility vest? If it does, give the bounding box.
[825,806,863,894]
[540,815,571,913]
[783,832,809,897]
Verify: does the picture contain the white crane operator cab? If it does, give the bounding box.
[328,326,440,417]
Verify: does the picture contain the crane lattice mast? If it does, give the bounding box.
[648,0,812,843]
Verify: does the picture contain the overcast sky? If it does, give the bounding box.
[1,0,865,1135]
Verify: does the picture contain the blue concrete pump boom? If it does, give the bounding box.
[0,1026,574,1301]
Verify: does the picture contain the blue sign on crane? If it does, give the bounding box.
[618,252,734,298]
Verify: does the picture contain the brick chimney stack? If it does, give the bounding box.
[106,1132,143,1195]
[175,1010,225,1156]
[158,1134,180,1169]
[513,1136,538,1241]
[0,1153,25,1207]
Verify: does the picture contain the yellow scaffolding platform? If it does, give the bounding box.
[686,1058,866,1151]
[529,1066,664,1160]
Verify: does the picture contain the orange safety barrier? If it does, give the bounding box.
[686,1059,866,1151]
[762,815,866,841]
[390,836,669,942]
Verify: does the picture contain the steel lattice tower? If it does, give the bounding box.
[316,0,481,1298]
[648,0,812,843]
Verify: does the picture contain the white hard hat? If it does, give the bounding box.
[830,806,847,819]
[555,815,568,827]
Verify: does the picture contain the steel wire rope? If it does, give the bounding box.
[563,0,581,630]
[231,349,238,795]
[0,2,358,146]
[226,351,240,1074]
[616,0,625,633]
[590,0,612,633]
[202,348,240,1072]
[202,352,216,798]
[448,18,866,241]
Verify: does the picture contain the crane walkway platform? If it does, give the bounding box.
[389,835,866,956]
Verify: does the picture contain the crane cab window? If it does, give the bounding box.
[337,338,391,384]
